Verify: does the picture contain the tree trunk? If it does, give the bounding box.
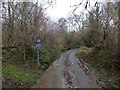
[8,2,14,47]
[118,1,120,59]
[116,1,120,70]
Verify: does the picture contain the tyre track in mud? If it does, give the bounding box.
[33,49,100,88]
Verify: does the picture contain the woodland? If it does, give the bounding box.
[1,1,120,88]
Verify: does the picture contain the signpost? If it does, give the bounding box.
[35,36,42,66]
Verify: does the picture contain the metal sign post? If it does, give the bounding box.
[37,48,40,66]
[35,36,42,66]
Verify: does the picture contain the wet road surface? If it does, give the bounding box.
[33,49,100,88]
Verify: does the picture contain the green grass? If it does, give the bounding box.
[2,63,44,87]
[112,83,120,88]
[2,46,65,88]
[3,64,35,82]
[76,46,120,88]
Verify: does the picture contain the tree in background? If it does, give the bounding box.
[116,1,120,70]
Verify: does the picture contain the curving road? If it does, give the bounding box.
[33,49,100,88]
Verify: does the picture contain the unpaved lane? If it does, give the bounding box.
[33,51,69,88]
[64,50,99,88]
[33,49,100,88]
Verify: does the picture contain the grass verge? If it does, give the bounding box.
[2,63,44,88]
[76,46,120,88]
[2,46,65,88]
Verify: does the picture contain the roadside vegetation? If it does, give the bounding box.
[2,45,66,87]
[1,1,120,88]
[76,46,120,88]
[2,63,43,88]
[75,2,120,88]
[1,2,80,88]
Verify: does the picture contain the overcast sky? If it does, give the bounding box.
[44,0,113,21]
[46,0,82,20]
[1,0,119,21]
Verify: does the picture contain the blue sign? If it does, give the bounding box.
[35,37,42,49]
[35,44,41,48]
[35,36,42,66]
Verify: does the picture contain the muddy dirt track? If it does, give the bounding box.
[33,49,100,88]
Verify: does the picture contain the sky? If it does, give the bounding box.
[45,0,82,20]
[43,0,116,21]
[1,0,119,21]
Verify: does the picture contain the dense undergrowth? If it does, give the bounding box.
[2,46,65,88]
[76,46,120,88]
